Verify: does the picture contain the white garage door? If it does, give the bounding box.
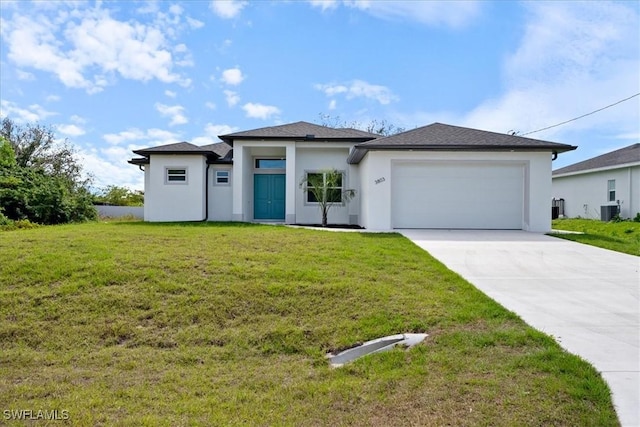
[392,162,524,229]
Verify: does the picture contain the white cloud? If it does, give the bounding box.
[242,102,281,120]
[461,2,640,140]
[135,2,160,15]
[217,39,233,53]
[146,128,182,145]
[80,126,171,190]
[314,0,481,28]
[328,99,337,110]
[220,67,244,85]
[103,128,146,145]
[165,90,177,98]
[210,0,248,19]
[0,99,57,123]
[46,95,61,102]
[78,146,145,190]
[615,132,640,141]
[16,70,35,80]
[173,43,194,67]
[155,103,188,126]
[317,84,348,97]
[224,90,240,107]
[191,122,239,145]
[388,1,639,159]
[308,0,338,12]
[315,79,398,105]
[169,4,183,15]
[70,114,86,124]
[1,4,192,94]
[57,123,86,137]
[204,123,238,136]
[186,17,205,29]
[66,11,189,86]
[205,101,217,110]
[103,127,180,147]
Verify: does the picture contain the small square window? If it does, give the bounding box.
[215,170,230,185]
[166,168,187,184]
[607,179,615,202]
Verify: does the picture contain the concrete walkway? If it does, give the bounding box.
[400,230,639,427]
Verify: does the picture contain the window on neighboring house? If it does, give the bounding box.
[608,179,615,202]
[215,170,230,185]
[305,171,344,204]
[166,168,187,184]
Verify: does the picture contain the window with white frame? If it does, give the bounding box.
[166,167,187,184]
[215,170,230,185]
[305,171,344,204]
[608,179,615,202]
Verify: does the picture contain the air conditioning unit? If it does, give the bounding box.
[600,205,619,221]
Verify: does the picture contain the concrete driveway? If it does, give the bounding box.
[400,230,639,427]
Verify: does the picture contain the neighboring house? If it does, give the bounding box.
[129,121,576,232]
[552,143,640,219]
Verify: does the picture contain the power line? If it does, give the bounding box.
[521,92,640,136]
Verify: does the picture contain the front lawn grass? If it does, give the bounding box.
[552,218,640,256]
[0,222,618,426]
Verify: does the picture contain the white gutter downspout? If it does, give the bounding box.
[202,162,210,221]
[629,166,632,218]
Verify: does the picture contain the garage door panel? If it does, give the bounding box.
[392,162,524,229]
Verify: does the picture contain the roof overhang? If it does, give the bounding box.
[128,157,149,165]
[206,159,233,165]
[128,152,222,166]
[553,161,640,178]
[132,149,217,156]
[219,135,376,146]
[347,144,578,164]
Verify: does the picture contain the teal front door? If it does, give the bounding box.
[254,174,285,220]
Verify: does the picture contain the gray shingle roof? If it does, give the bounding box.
[360,123,575,149]
[133,142,211,155]
[336,127,383,138]
[131,141,233,162]
[219,121,379,142]
[348,123,577,164]
[200,142,233,160]
[553,143,640,176]
[127,157,149,166]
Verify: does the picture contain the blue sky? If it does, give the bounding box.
[1,0,638,191]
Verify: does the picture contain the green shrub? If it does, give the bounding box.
[13,219,39,229]
[610,213,623,223]
[0,208,12,226]
[0,119,98,225]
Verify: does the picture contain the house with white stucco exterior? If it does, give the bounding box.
[552,144,640,220]
[129,121,576,232]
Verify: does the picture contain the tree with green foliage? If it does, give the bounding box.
[0,136,16,168]
[300,169,355,227]
[0,118,97,224]
[94,185,144,206]
[318,113,405,136]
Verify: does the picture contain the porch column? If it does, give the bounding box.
[232,144,245,221]
[285,143,296,224]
